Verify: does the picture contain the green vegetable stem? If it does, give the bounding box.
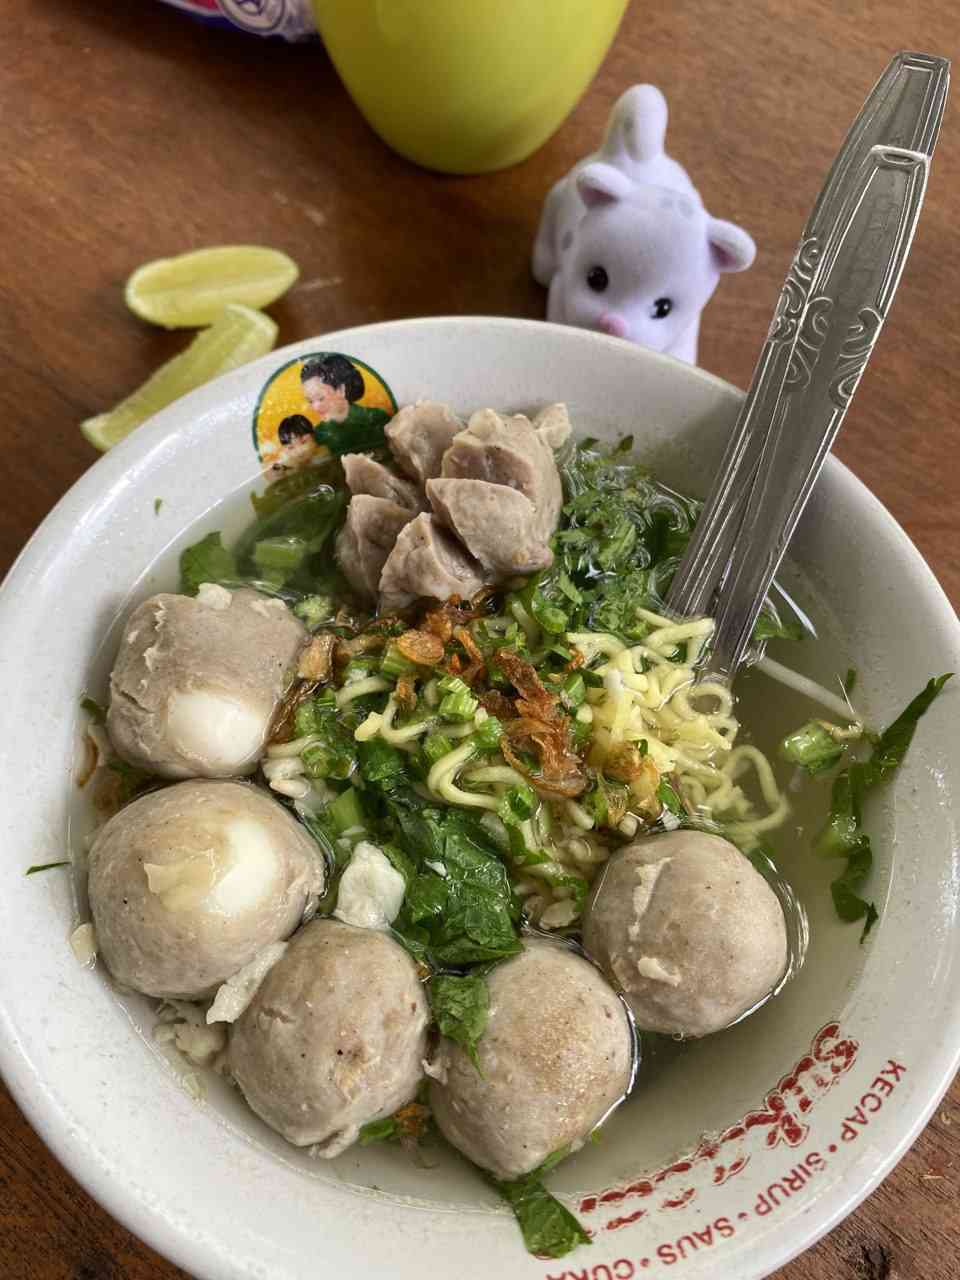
[814,674,952,940]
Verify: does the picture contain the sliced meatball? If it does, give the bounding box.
[378,512,485,612]
[582,831,788,1039]
[440,409,563,542]
[385,400,464,484]
[228,918,429,1155]
[426,478,553,577]
[429,940,634,1180]
[341,452,426,512]
[533,402,573,450]
[335,496,415,604]
[88,780,325,1000]
[108,586,306,780]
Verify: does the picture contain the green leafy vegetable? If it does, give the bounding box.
[327,787,365,836]
[751,609,805,644]
[390,806,522,966]
[252,535,307,574]
[358,1116,399,1145]
[814,674,952,940]
[843,667,858,697]
[429,973,489,1069]
[25,861,70,876]
[313,414,388,456]
[546,439,801,649]
[780,721,844,775]
[358,738,407,789]
[656,778,684,817]
[179,531,237,596]
[861,674,952,788]
[491,1150,591,1259]
[357,1097,432,1147]
[80,695,107,723]
[250,463,340,518]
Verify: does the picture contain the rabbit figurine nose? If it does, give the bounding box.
[598,312,629,338]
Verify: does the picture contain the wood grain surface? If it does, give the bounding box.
[1,2,957,1277]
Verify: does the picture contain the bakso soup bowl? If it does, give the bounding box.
[0,317,957,1280]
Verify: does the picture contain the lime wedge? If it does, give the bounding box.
[81,305,277,452]
[125,245,299,328]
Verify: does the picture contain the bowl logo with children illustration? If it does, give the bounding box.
[252,352,397,469]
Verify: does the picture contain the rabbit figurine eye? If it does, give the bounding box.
[651,297,673,319]
[586,266,609,293]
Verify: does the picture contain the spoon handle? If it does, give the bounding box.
[666,52,950,650]
[706,141,931,676]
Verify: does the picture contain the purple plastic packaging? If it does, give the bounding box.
[155,0,317,41]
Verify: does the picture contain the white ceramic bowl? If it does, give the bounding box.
[1,318,957,1280]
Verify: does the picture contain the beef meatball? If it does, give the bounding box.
[582,831,788,1039]
[88,780,324,1000]
[228,918,429,1155]
[429,940,634,1180]
[107,584,306,779]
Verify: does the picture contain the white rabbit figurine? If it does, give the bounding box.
[532,85,756,364]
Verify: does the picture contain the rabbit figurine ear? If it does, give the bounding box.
[707,218,757,273]
[576,163,634,209]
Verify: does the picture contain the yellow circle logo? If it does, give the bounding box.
[253,352,397,467]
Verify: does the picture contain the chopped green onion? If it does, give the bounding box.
[498,783,537,825]
[437,674,471,696]
[301,741,336,779]
[507,825,548,866]
[344,657,379,684]
[252,535,307,573]
[559,671,586,709]
[472,716,503,752]
[293,595,335,630]
[328,787,365,835]
[780,721,844,775]
[380,642,418,680]
[423,733,454,767]
[657,778,684,817]
[294,699,320,738]
[440,688,479,723]
[25,860,70,876]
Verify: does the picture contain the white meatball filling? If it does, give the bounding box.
[333,841,406,931]
[207,942,288,1026]
[141,816,282,918]
[165,689,266,775]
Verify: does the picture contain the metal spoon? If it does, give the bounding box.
[666,51,950,677]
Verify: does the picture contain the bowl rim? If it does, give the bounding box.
[1,315,958,1280]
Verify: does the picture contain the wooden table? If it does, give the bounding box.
[1,2,957,1276]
